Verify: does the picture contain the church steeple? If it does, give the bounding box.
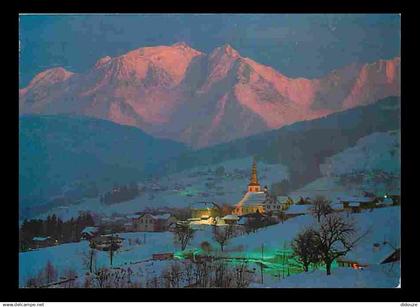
[248,158,261,192]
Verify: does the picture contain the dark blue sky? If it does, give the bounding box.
[19,14,400,87]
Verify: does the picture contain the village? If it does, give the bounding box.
[19,159,401,288]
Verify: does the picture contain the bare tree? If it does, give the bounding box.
[174,222,194,251]
[213,224,234,252]
[108,234,120,266]
[162,262,183,288]
[92,267,132,288]
[212,260,233,287]
[193,260,211,288]
[82,248,97,273]
[314,214,368,275]
[25,271,44,288]
[310,195,333,223]
[291,228,321,272]
[62,268,78,288]
[44,260,58,285]
[183,261,195,286]
[233,260,253,288]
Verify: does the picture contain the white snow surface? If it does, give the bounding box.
[20,205,400,288]
[320,131,400,176]
[252,263,400,288]
[33,157,288,222]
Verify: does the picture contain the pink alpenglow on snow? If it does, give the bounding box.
[19,43,400,148]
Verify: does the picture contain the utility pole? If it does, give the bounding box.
[109,233,114,266]
[260,243,264,284]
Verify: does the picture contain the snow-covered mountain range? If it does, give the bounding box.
[20,42,400,148]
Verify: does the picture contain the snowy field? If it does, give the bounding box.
[252,263,400,288]
[292,130,400,200]
[20,206,400,288]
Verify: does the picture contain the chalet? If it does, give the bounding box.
[336,258,367,270]
[32,236,56,249]
[385,193,400,206]
[377,197,394,207]
[221,214,240,225]
[237,211,267,226]
[191,202,221,220]
[81,226,99,240]
[90,234,124,251]
[263,195,293,213]
[339,240,399,268]
[132,213,176,232]
[381,248,400,264]
[284,204,313,218]
[339,196,378,213]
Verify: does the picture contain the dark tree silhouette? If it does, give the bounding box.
[314,214,367,275]
[291,228,321,272]
[310,195,333,223]
[174,222,194,251]
[213,224,234,252]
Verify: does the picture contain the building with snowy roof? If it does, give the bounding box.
[131,213,176,232]
[284,204,313,217]
[191,202,222,219]
[31,236,56,248]
[232,159,266,216]
[81,226,99,240]
[221,214,240,224]
[338,195,380,213]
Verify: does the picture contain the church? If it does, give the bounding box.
[233,158,293,216]
[233,159,274,216]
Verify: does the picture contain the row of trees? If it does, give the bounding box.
[26,260,78,288]
[100,182,139,205]
[27,256,253,288]
[20,212,95,251]
[174,222,239,253]
[83,259,252,288]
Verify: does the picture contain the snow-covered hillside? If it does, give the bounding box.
[34,157,288,221]
[253,263,400,288]
[320,130,400,176]
[20,206,400,288]
[295,130,400,198]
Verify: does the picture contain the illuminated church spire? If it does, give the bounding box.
[248,158,261,192]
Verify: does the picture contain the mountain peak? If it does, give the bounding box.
[94,56,112,68]
[222,43,240,57]
[172,41,191,48]
[211,44,240,59]
[24,67,74,90]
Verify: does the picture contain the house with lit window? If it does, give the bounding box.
[191,202,222,220]
[131,213,177,232]
[339,196,378,213]
[263,195,294,213]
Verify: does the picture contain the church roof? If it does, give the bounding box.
[236,192,266,208]
[222,214,239,221]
